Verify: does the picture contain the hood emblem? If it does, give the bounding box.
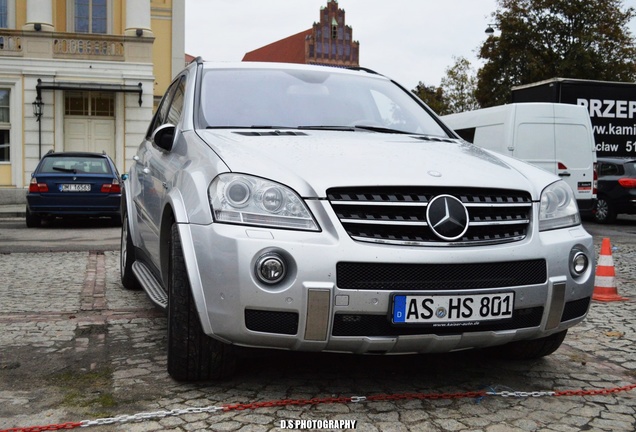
[426,194,469,241]
[428,170,442,177]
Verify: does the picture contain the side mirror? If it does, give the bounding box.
[121,173,129,181]
[152,123,176,152]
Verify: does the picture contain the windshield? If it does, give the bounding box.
[199,68,450,136]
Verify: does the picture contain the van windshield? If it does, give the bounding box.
[199,68,450,137]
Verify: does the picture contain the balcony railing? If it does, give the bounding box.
[0,29,153,62]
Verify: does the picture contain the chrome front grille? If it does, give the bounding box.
[327,186,533,246]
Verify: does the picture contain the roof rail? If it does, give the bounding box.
[347,66,380,75]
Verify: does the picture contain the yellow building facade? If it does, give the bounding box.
[0,0,184,203]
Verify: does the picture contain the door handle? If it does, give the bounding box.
[558,172,571,177]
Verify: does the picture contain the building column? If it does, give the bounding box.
[125,0,154,37]
[23,0,54,32]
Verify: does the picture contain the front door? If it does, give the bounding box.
[63,91,115,158]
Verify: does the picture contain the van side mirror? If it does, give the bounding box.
[152,124,176,152]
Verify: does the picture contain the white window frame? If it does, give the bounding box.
[0,0,16,29]
[66,0,112,34]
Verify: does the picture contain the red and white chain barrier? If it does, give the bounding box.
[2,383,636,432]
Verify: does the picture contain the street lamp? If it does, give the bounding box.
[32,96,43,120]
[32,96,43,159]
[485,24,499,35]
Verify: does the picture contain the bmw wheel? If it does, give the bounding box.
[594,197,616,224]
[167,223,236,381]
[25,207,41,228]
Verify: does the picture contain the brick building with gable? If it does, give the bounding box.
[243,1,359,67]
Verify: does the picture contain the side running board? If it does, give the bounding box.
[132,261,168,309]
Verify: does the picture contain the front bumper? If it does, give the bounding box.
[179,202,594,355]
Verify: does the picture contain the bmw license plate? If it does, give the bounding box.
[59,184,91,192]
[392,293,514,325]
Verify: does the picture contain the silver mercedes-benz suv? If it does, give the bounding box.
[121,59,595,381]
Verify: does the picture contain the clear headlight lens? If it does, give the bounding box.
[539,181,580,231]
[209,174,320,231]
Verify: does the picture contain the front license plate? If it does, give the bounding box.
[392,292,514,325]
[59,184,91,192]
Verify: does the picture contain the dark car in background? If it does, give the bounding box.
[594,157,636,223]
[26,151,122,227]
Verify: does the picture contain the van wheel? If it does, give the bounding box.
[120,212,140,290]
[490,330,567,360]
[167,223,236,381]
[26,207,41,228]
[594,197,616,224]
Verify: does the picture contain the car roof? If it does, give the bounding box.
[42,151,113,159]
[199,61,385,79]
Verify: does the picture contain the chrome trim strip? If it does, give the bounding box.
[340,218,428,226]
[350,235,526,247]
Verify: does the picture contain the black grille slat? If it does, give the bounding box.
[328,186,532,246]
[332,307,544,336]
[244,309,298,335]
[561,297,591,322]
[337,260,547,290]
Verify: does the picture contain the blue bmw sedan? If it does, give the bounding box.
[26,151,122,227]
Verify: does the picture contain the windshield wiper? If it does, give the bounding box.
[206,125,295,130]
[297,125,356,132]
[53,167,77,173]
[351,125,411,134]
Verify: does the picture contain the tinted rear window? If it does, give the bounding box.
[39,157,111,174]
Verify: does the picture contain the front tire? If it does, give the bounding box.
[594,197,616,224]
[167,223,236,381]
[120,212,140,290]
[491,330,568,360]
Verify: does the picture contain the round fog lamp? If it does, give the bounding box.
[571,251,588,276]
[255,253,286,285]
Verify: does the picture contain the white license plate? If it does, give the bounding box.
[59,184,91,192]
[392,292,514,324]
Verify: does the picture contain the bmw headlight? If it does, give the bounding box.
[539,181,580,231]
[209,174,320,231]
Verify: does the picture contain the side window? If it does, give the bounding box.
[166,79,185,125]
[599,163,619,177]
[146,77,182,138]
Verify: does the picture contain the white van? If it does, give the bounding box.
[441,103,597,216]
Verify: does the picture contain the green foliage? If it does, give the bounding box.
[441,56,480,114]
[476,0,636,107]
[412,82,450,115]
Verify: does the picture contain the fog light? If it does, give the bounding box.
[570,250,589,276]
[255,253,286,284]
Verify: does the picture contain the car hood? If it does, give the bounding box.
[197,129,558,199]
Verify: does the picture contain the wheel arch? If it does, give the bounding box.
[160,191,217,337]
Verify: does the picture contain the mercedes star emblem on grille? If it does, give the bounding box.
[426,194,469,241]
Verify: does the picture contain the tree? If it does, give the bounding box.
[441,56,480,114]
[477,0,636,107]
[412,82,449,115]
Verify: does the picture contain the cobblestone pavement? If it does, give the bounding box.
[0,242,635,431]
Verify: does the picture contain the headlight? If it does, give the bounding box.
[209,174,320,231]
[539,181,580,231]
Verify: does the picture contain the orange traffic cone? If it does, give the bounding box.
[592,238,628,302]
